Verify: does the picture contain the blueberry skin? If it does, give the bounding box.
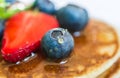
[56,4,89,32]
[34,0,55,14]
[41,28,74,60]
[0,20,5,40]
[5,0,16,4]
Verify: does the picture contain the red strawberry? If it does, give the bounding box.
[1,11,59,63]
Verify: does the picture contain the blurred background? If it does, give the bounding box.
[51,0,120,30]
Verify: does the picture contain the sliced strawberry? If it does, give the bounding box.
[1,11,59,62]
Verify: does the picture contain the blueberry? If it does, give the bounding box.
[34,0,55,14]
[41,28,74,60]
[0,19,5,40]
[5,0,16,4]
[56,4,89,32]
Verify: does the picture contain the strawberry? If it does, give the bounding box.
[1,11,59,63]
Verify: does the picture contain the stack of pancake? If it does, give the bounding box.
[83,20,120,78]
[75,19,120,78]
[97,22,120,78]
[0,19,119,78]
[95,19,120,78]
[70,19,120,78]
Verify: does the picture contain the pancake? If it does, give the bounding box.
[108,58,120,78]
[0,19,119,78]
[97,26,120,78]
[97,58,120,78]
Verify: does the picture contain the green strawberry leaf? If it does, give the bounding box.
[0,0,35,19]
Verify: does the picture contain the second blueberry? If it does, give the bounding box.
[56,4,89,32]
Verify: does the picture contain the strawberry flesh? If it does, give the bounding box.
[1,11,59,62]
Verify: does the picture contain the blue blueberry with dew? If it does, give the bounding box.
[56,4,89,32]
[34,0,55,14]
[0,19,5,40]
[41,28,74,60]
